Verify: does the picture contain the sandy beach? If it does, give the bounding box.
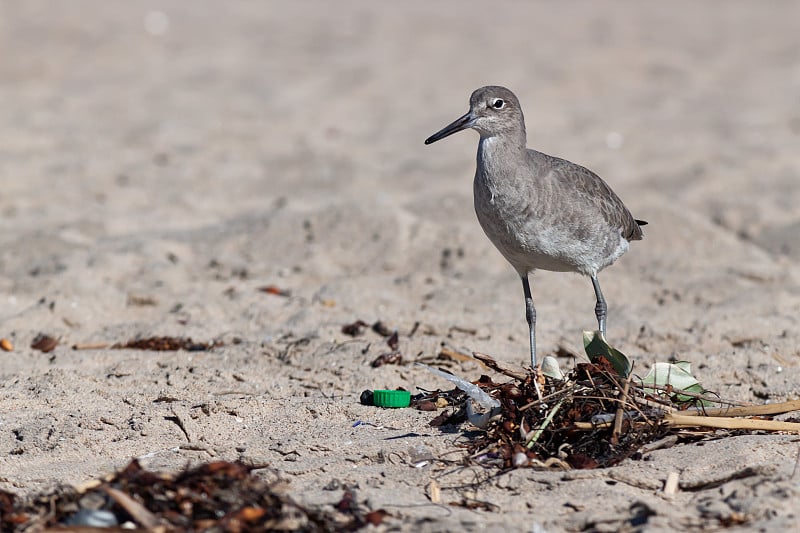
[1,1,800,530]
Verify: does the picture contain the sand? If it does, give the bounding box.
[1,1,799,530]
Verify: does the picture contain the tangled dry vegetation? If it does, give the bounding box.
[3,328,799,531]
[0,460,387,532]
[414,334,800,472]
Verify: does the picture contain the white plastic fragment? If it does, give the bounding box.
[418,363,501,429]
[417,363,499,409]
[465,400,502,429]
[408,444,435,467]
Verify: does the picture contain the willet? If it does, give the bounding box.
[425,86,646,368]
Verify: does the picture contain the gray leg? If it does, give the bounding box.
[521,275,537,367]
[591,275,607,336]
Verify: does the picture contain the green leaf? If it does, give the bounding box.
[641,361,710,404]
[583,330,632,377]
[672,361,693,374]
[541,355,564,380]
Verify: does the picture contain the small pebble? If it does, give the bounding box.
[0,338,12,351]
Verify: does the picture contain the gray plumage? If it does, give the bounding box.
[425,86,645,368]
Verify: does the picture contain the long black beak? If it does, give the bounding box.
[424,111,474,145]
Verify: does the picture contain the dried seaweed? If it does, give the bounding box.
[424,352,800,471]
[341,320,368,336]
[112,336,222,352]
[370,352,402,367]
[257,285,291,297]
[470,358,671,469]
[0,459,385,532]
[30,334,58,353]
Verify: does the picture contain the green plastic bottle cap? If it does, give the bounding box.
[373,390,410,408]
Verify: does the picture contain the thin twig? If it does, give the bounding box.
[572,420,646,431]
[439,346,474,363]
[581,370,606,411]
[574,411,800,433]
[612,374,632,445]
[72,342,110,350]
[640,382,749,407]
[639,435,679,454]
[677,399,800,418]
[104,486,161,528]
[526,398,565,448]
[519,387,572,412]
[630,393,675,411]
[532,371,543,402]
[473,352,528,381]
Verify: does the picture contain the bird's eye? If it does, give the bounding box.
[491,98,505,109]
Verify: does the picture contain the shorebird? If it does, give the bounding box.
[425,86,646,368]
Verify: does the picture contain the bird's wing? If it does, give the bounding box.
[548,157,644,242]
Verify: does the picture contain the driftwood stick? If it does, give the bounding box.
[664,413,800,432]
[472,352,528,381]
[611,374,632,445]
[72,342,111,350]
[680,465,776,491]
[439,346,474,362]
[678,399,800,418]
[573,414,800,433]
[104,486,161,528]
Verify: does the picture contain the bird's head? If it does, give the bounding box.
[425,86,525,144]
